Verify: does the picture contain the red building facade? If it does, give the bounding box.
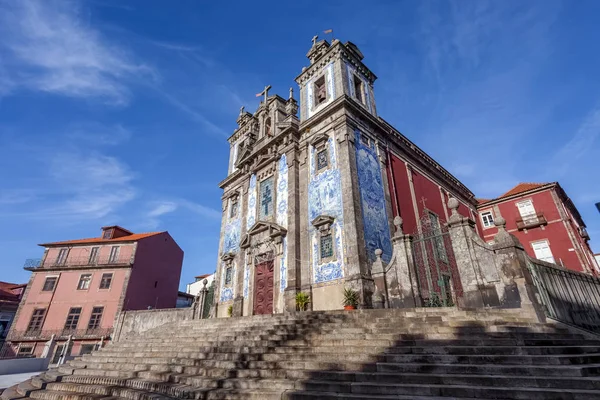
[477,183,597,275]
[7,226,183,358]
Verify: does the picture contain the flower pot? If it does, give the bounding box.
[344,305,356,310]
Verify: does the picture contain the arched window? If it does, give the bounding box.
[265,117,272,137]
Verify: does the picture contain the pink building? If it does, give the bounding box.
[7,226,183,358]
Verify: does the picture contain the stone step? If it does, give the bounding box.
[383,353,600,365]
[0,386,24,400]
[296,381,600,399]
[306,371,600,390]
[28,389,127,400]
[376,362,600,377]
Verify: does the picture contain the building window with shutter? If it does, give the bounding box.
[108,246,120,264]
[517,199,536,219]
[531,240,555,264]
[87,307,104,331]
[481,211,495,228]
[99,273,113,290]
[42,276,57,292]
[88,247,99,264]
[27,308,46,333]
[77,274,92,290]
[64,307,82,331]
[55,248,69,266]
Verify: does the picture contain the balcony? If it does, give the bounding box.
[516,212,548,230]
[6,327,113,342]
[24,255,133,271]
[579,227,591,240]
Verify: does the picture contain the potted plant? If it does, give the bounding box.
[343,288,359,310]
[295,292,310,311]
[227,305,233,317]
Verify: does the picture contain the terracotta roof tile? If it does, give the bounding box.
[40,232,164,247]
[0,281,25,302]
[499,182,551,198]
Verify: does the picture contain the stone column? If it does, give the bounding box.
[446,198,486,308]
[388,217,421,308]
[283,150,301,313]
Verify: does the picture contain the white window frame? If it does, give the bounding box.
[480,210,495,229]
[77,274,92,291]
[531,239,555,264]
[108,246,120,264]
[312,75,328,109]
[516,199,536,218]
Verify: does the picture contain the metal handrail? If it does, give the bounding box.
[25,255,132,269]
[6,327,113,341]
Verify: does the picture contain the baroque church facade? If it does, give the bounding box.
[213,37,478,317]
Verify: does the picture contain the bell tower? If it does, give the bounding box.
[296,37,378,122]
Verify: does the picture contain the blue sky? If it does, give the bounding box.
[1,0,599,289]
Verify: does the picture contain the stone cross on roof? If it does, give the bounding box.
[312,35,319,46]
[257,85,271,104]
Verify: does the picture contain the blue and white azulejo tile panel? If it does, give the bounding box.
[247,174,257,230]
[243,263,250,299]
[219,261,235,302]
[276,154,288,228]
[280,237,287,292]
[222,218,241,254]
[354,130,392,263]
[308,137,345,284]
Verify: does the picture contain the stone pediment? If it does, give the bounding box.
[312,215,335,228]
[252,153,279,173]
[240,221,287,249]
[309,132,329,147]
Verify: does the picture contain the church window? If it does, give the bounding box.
[314,76,327,107]
[353,74,363,103]
[230,200,238,219]
[265,118,272,137]
[481,211,494,228]
[320,234,334,260]
[428,212,448,262]
[317,149,329,171]
[259,177,274,219]
[225,267,233,285]
[360,135,371,147]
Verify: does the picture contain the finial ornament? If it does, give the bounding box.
[393,216,403,234]
[311,35,318,46]
[494,216,507,230]
[239,106,244,116]
[289,87,294,100]
[447,198,459,215]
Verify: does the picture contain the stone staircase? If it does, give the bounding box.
[3,308,600,400]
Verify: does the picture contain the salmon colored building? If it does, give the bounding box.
[0,282,26,340]
[7,226,183,358]
[477,183,597,275]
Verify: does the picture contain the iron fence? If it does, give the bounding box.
[7,327,113,341]
[25,256,132,270]
[528,259,600,333]
[0,341,17,359]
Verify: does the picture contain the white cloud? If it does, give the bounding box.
[553,106,600,173]
[0,0,154,104]
[179,199,222,220]
[148,202,178,218]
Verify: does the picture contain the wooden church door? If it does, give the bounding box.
[253,260,274,315]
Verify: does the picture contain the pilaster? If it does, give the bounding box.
[283,149,301,313]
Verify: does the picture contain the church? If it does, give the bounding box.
[213,36,478,317]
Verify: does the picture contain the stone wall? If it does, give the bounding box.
[113,308,193,341]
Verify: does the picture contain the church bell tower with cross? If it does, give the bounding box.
[212,34,398,317]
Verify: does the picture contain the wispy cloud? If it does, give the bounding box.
[0,0,154,104]
[147,202,178,218]
[553,106,600,175]
[66,122,132,146]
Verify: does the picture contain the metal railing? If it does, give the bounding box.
[25,255,132,270]
[529,258,600,333]
[0,341,18,359]
[516,212,547,230]
[6,328,113,341]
